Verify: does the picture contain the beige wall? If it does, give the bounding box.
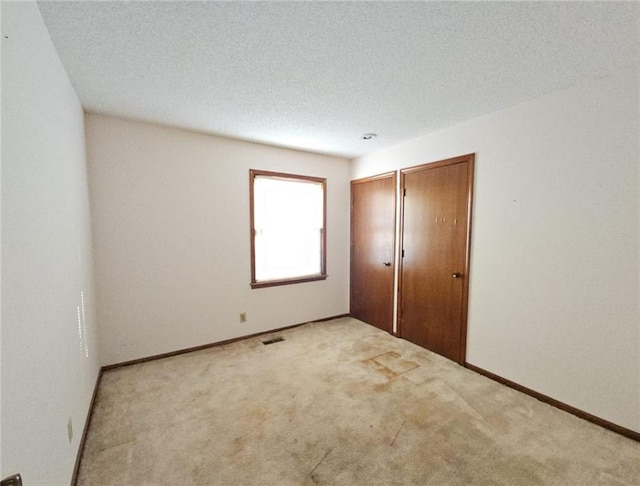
[1,2,101,483]
[352,71,640,433]
[86,114,351,365]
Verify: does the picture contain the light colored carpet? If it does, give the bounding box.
[77,317,640,485]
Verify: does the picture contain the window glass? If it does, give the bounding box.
[250,170,327,288]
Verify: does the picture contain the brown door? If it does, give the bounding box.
[399,155,474,363]
[350,173,396,333]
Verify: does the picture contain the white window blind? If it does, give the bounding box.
[253,174,325,284]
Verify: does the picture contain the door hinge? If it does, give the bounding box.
[402,249,405,258]
[403,188,406,197]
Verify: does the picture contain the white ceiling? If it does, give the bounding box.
[37,1,638,158]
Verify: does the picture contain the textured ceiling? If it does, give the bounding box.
[38,1,638,158]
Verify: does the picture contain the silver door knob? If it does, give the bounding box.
[383,262,391,267]
[452,272,461,278]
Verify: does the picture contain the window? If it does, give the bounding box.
[250,169,327,288]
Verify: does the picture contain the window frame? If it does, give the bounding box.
[249,169,327,289]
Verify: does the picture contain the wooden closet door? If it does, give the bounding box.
[399,155,474,363]
[350,173,396,333]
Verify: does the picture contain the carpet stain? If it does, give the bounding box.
[364,351,419,379]
[241,402,270,428]
[373,381,391,393]
[364,358,398,379]
[228,436,247,458]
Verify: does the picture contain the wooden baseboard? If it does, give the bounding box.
[71,368,103,485]
[102,313,350,371]
[464,362,640,443]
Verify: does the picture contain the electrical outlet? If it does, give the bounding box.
[67,418,73,443]
[239,312,247,323]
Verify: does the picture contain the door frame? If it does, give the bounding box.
[350,171,397,333]
[398,153,475,364]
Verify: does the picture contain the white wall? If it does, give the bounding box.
[1,2,101,484]
[86,114,350,365]
[352,71,640,433]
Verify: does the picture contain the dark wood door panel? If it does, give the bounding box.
[350,173,396,333]
[399,155,474,363]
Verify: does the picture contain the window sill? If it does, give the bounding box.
[250,274,327,289]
